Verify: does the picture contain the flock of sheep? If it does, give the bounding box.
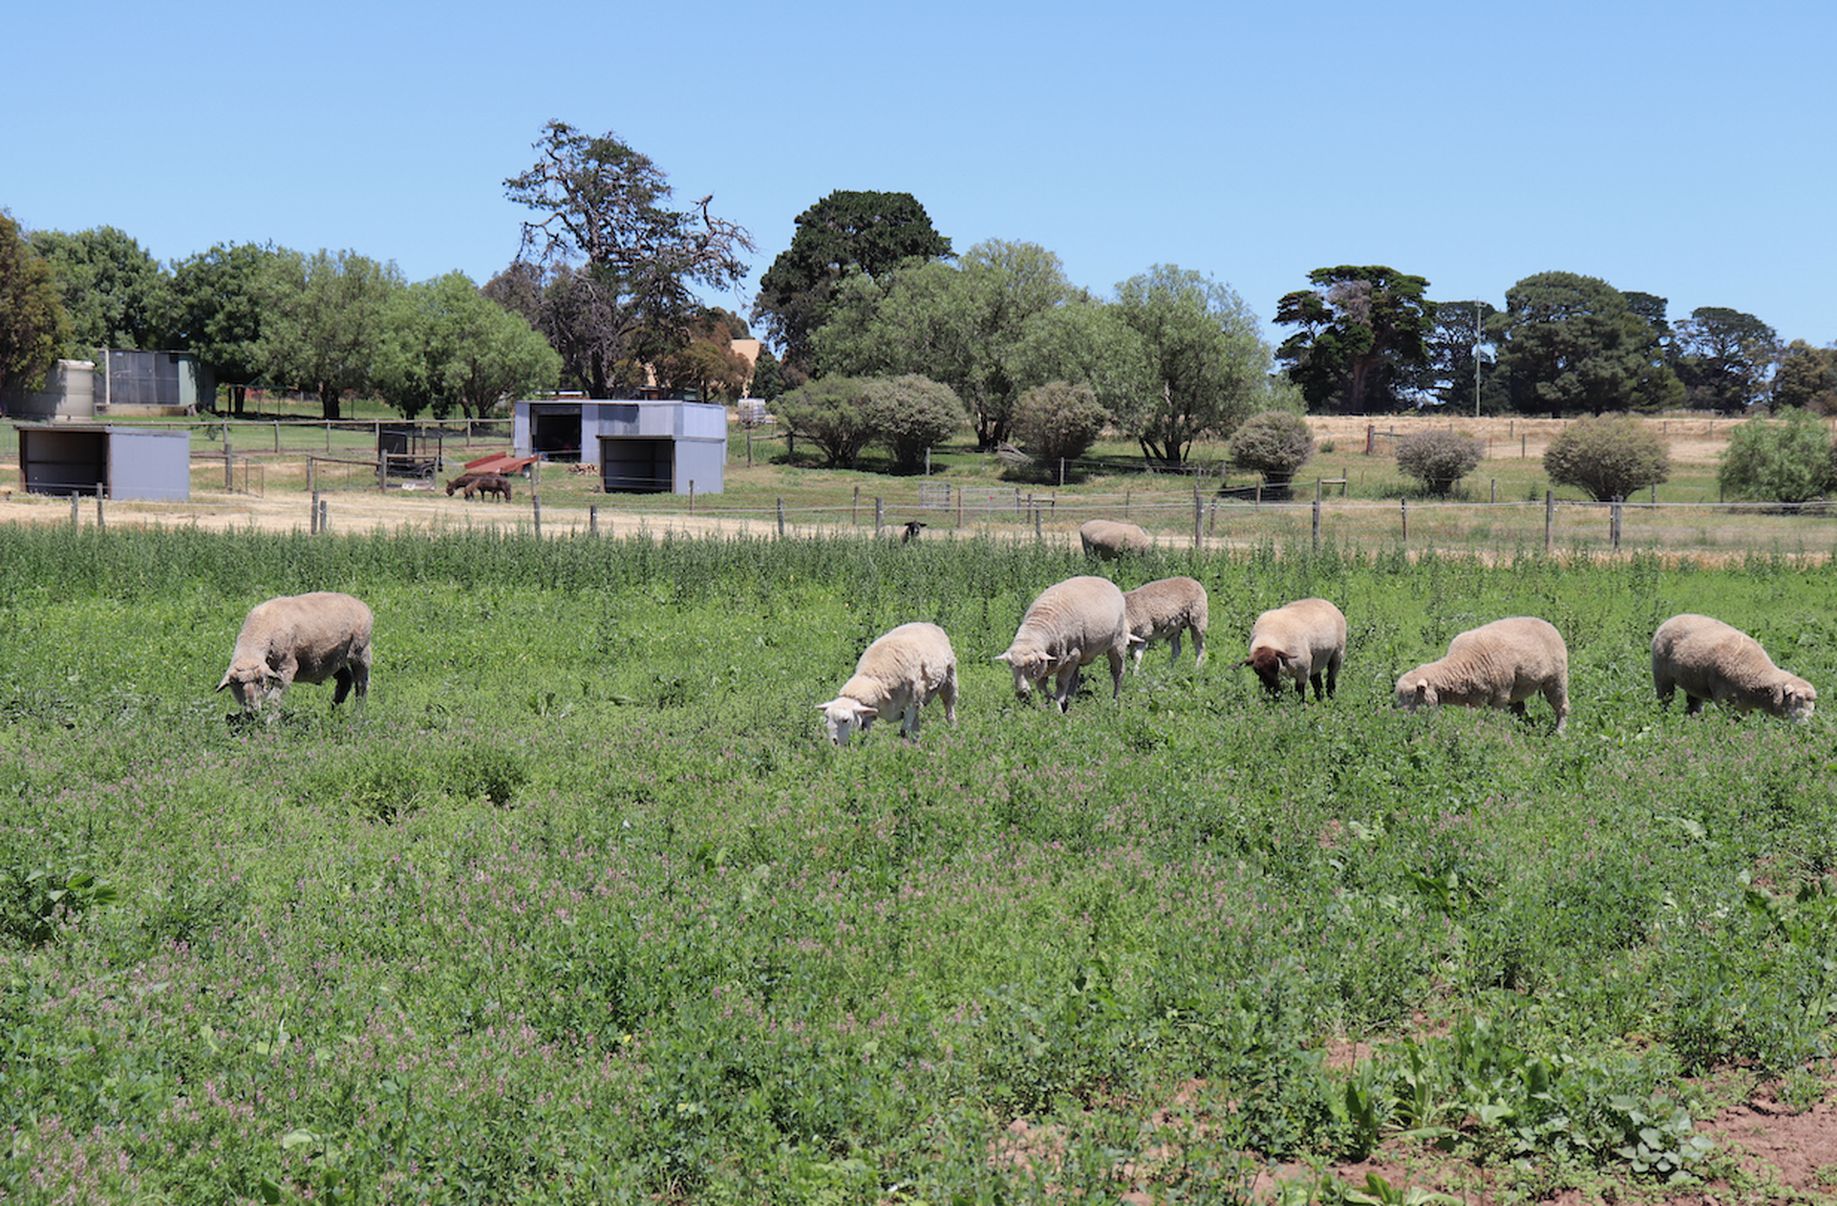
[211,519,1819,746]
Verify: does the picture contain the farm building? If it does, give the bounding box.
[0,359,98,420]
[512,399,726,494]
[100,350,212,414]
[13,423,191,500]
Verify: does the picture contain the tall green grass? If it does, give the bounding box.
[1,527,1834,1200]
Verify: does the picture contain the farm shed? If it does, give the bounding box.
[14,423,191,500]
[513,399,726,494]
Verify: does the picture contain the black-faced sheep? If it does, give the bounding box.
[1243,598,1346,700]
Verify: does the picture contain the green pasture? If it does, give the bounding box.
[1,525,1834,1201]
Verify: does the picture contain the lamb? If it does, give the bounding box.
[1394,616,1569,733]
[996,575,1132,712]
[1122,576,1209,672]
[1243,597,1346,700]
[1652,613,1816,720]
[817,622,958,746]
[217,592,374,714]
[1079,519,1151,560]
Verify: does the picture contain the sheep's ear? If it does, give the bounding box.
[1275,650,1293,665]
[857,706,877,719]
[215,670,232,692]
[1414,683,1428,698]
[1237,658,1254,668]
[993,652,1012,663]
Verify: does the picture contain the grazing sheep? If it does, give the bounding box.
[996,576,1131,712]
[217,592,374,714]
[1395,616,1569,733]
[1652,613,1816,721]
[1123,576,1209,672]
[1079,519,1151,560]
[1243,598,1346,700]
[901,520,926,544]
[817,622,958,746]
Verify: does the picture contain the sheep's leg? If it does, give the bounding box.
[1325,652,1339,698]
[1685,695,1704,717]
[902,702,921,741]
[333,667,354,705]
[1508,700,1528,719]
[1190,625,1206,668]
[1130,642,1146,675]
[1054,663,1080,713]
[940,667,958,724]
[1545,683,1570,734]
[1169,632,1182,663]
[1309,671,1324,701]
[1293,675,1306,701]
[352,647,371,702]
[1107,647,1125,700]
[1654,671,1674,708]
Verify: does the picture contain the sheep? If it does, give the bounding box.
[817,622,958,746]
[1079,519,1151,560]
[996,575,1132,712]
[901,520,926,544]
[1394,616,1569,733]
[1242,597,1346,700]
[1652,613,1816,721]
[1122,576,1209,672]
[217,592,374,714]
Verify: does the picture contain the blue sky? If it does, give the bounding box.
[6,0,1834,343]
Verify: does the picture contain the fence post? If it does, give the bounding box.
[688,481,695,515]
[1650,482,1657,508]
[1311,498,1321,552]
[532,493,542,538]
[309,458,319,534]
[1401,498,1408,542]
[318,499,328,533]
[224,425,234,490]
[1521,434,1527,458]
[1207,500,1217,536]
[925,447,931,476]
[96,484,105,530]
[1254,482,1262,510]
[70,494,78,527]
[325,421,332,452]
[776,497,786,538]
[955,488,963,529]
[874,496,884,534]
[1192,491,1202,549]
[588,504,598,537]
[1058,457,1066,487]
[1365,423,1375,455]
[1125,489,1131,517]
[852,485,860,526]
[746,427,753,468]
[1034,506,1043,542]
[272,421,280,453]
[1609,501,1620,551]
[1544,490,1554,554]
[1490,479,1497,504]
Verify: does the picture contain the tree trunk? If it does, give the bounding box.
[320,383,342,421]
[230,385,247,416]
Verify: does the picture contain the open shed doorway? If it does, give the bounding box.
[19,428,107,495]
[531,406,581,461]
[599,437,673,493]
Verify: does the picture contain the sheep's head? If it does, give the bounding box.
[217,660,285,712]
[994,648,1053,700]
[1244,646,1287,694]
[1394,673,1436,712]
[1777,677,1817,722]
[817,697,877,746]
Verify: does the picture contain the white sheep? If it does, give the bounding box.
[817,622,959,746]
[217,592,374,713]
[1652,613,1816,721]
[996,575,1131,712]
[1243,597,1346,700]
[1123,577,1209,672]
[1395,616,1569,732]
[1079,519,1152,560]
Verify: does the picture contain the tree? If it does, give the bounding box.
[28,225,171,354]
[813,240,1072,449]
[1542,415,1670,500]
[863,375,968,470]
[1395,430,1484,495]
[749,346,787,401]
[166,242,287,413]
[1674,307,1777,413]
[1007,300,1153,424]
[1422,300,1498,412]
[1718,408,1832,503]
[375,272,560,419]
[653,308,753,402]
[1230,410,1315,487]
[1620,291,1687,412]
[1772,341,1837,413]
[1010,381,1109,468]
[1275,266,1432,413]
[259,249,403,419]
[1490,273,1683,415]
[504,120,752,397]
[774,377,876,468]
[0,213,70,395]
[753,190,951,375]
[1113,265,1270,466]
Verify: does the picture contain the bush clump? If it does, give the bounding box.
[1395,430,1484,496]
[1230,411,1315,485]
[862,375,969,471]
[1543,416,1670,501]
[1718,408,1834,504]
[775,377,875,468]
[1010,381,1109,467]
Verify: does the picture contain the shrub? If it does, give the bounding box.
[774,376,875,468]
[1543,416,1670,501]
[1395,430,1484,496]
[862,375,969,471]
[1718,408,1834,504]
[1009,381,1109,467]
[1230,410,1315,485]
